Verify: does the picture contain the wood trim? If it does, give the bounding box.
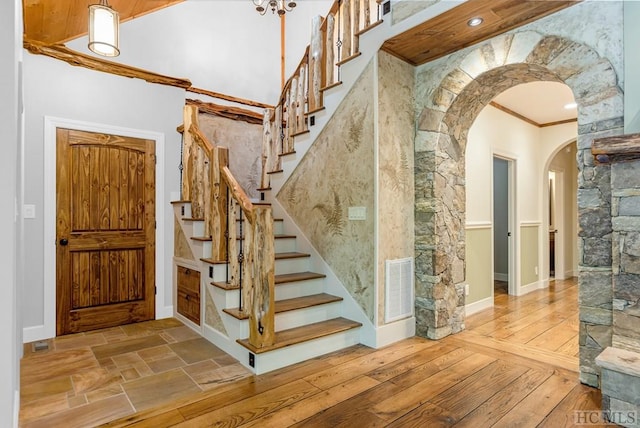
[592,133,640,163]
[355,19,384,37]
[336,52,363,67]
[489,101,539,127]
[490,101,576,129]
[320,81,343,92]
[186,99,263,125]
[187,87,273,109]
[23,39,192,89]
[539,118,578,128]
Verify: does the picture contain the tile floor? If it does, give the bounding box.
[20,318,251,427]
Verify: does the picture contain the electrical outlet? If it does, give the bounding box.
[209,266,213,278]
[310,115,315,127]
[249,352,255,368]
[348,206,366,221]
[383,0,391,15]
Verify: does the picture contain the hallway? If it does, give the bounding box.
[21,278,598,427]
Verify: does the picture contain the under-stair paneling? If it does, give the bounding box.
[198,114,262,200]
[174,217,195,260]
[377,51,416,325]
[278,61,376,321]
[204,287,228,335]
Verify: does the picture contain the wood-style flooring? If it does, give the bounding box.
[22,277,609,427]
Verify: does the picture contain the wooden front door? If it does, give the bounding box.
[56,128,156,335]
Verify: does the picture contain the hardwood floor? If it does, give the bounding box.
[22,278,609,427]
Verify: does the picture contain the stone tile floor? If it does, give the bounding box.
[20,318,251,427]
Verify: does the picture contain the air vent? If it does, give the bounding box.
[385,257,414,323]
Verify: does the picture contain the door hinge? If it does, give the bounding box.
[155,220,157,229]
[154,286,157,295]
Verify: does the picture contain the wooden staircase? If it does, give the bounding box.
[173,199,361,374]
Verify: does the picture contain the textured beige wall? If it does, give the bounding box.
[520,225,540,286]
[465,227,493,304]
[199,114,262,200]
[278,62,376,321]
[392,0,440,25]
[174,216,195,260]
[377,51,416,325]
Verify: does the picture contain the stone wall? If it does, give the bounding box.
[414,1,624,385]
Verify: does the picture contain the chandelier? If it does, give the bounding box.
[253,0,297,16]
[88,0,120,57]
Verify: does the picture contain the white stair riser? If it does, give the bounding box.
[190,240,211,259]
[275,257,310,275]
[275,278,324,300]
[274,238,297,253]
[190,220,205,237]
[275,301,341,331]
[249,328,361,375]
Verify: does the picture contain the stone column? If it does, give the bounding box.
[593,134,640,424]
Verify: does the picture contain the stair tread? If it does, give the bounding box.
[223,293,343,320]
[276,271,326,284]
[200,257,227,265]
[170,200,190,204]
[212,271,325,291]
[275,252,310,260]
[237,317,361,354]
[182,217,204,221]
[237,234,295,240]
[190,236,212,242]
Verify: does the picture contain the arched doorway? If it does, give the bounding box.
[414,31,622,387]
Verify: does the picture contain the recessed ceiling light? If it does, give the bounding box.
[467,17,483,27]
[564,102,577,109]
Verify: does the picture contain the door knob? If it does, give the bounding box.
[59,238,68,246]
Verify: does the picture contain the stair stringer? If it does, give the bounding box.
[267,0,465,197]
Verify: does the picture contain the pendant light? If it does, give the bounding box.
[88,0,120,57]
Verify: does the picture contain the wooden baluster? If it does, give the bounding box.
[182,106,197,201]
[325,13,335,86]
[273,105,283,171]
[227,197,238,286]
[212,147,228,261]
[282,91,290,155]
[297,64,306,132]
[309,15,323,112]
[248,207,275,348]
[260,108,272,190]
[353,0,360,53]
[191,144,202,218]
[202,146,211,238]
[241,217,253,318]
[273,106,283,171]
[364,0,371,27]
[342,0,352,59]
[289,78,298,142]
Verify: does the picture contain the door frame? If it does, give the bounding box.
[548,169,567,280]
[26,117,167,342]
[492,152,518,296]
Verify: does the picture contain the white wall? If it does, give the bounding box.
[0,0,21,424]
[625,1,640,133]
[67,1,285,105]
[22,53,185,339]
[66,1,335,106]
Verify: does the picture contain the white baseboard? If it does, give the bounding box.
[156,305,174,320]
[518,280,544,296]
[494,273,508,282]
[465,296,493,316]
[374,316,416,348]
[23,325,51,343]
[13,390,19,428]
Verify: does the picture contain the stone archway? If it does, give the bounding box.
[414,31,623,387]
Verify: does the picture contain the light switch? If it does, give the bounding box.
[348,206,366,221]
[23,204,36,219]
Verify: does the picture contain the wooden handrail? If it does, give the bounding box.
[188,124,214,154]
[221,166,256,225]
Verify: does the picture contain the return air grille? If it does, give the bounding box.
[385,257,414,323]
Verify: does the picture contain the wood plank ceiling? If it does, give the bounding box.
[381,0,580,66]
[22,0,184,44]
